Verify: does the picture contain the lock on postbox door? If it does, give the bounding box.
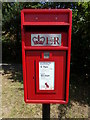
[21,9,72,104]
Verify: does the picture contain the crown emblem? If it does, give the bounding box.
[32,35,45,44]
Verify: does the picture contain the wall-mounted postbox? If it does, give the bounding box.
[21,9,72,104]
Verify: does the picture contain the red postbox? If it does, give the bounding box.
[21,9,72,104]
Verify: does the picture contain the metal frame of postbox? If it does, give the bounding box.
[21,9,72,104]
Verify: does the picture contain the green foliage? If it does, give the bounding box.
[71,2,90,80]
[2,2,42,63]
[2,2,90,80]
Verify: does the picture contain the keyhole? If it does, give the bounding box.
[55,17,58,20]
[45,83,49,88]
[35,17,38,20]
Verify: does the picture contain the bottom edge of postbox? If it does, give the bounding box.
[24,99,68,104]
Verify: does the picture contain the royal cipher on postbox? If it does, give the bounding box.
[21,9,72,104]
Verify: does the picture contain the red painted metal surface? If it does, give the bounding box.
[21,9,72,104]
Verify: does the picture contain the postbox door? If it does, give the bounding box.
[26,51,66,100]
